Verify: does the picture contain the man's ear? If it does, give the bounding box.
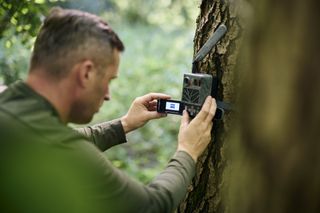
[74,60,95,88]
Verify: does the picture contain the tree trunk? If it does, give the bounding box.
[178,0,243,212]
[179,0,320,212]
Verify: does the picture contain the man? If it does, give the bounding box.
[0,7,216,212]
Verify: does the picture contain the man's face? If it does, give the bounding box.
[70,50,120,124]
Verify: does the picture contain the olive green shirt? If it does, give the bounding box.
[0,81,195,213]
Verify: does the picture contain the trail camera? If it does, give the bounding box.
[181,73,212,117]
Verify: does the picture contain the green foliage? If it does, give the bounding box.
[0,0,63,84]
[105,0,198,28]
[0,0,55,44]
[60,0,198,28]
[0,35,32,84]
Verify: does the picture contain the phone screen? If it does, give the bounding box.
[165,101,180,112]
[157,99,184,115]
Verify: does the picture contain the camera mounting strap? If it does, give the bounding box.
[216,100,233,111]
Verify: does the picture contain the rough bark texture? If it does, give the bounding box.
[178,0,243,212]
[180,0,320,212]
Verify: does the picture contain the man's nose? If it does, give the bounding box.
[104,94,110,101]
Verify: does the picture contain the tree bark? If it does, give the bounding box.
[178,0,243,212]
[179,0,320,212]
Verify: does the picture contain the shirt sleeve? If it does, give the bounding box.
[75,119,127,151]
[80,141,196,213]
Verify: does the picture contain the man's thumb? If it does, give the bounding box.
[181,110,190,126]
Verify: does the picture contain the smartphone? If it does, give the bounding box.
[157,99,185,115]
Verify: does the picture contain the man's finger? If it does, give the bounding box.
[146,111,167,120]
[147,106,157,111]
[181,110,190,127]
[148,100,158,107]
[194,96,212,122]
[205,98,217,123]
[207,122,213,133]
[146,100,158,111]
[141,93,171,103]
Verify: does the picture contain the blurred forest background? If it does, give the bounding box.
[0,0,199,183]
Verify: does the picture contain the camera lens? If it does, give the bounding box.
[184,77,190,85]
[193,79,198,86]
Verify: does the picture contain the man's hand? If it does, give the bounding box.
[121,93,171,133]
[177,96,217,163]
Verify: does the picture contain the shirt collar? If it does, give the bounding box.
[12,80,61,121]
